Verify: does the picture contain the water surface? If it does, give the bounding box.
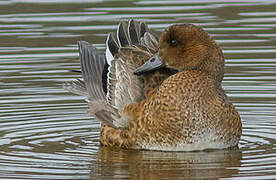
[0,0,276,179]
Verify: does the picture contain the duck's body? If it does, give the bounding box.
[64,20,242,151]
[135,70,240,151]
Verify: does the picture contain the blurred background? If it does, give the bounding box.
[0,0,276,179]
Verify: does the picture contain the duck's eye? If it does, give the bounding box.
[170,39,178,47]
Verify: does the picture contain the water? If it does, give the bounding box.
[0,0,276,179]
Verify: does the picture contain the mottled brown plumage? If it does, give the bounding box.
[100,24,242,151]
[64,20,176,128]
[119,45,177,97]
[64,21,242,151]
[64,20,179,147]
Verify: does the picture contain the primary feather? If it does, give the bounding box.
[64,20,159,128]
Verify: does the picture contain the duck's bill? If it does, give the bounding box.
[134,53,165,75]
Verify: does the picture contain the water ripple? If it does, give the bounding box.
[0,0,276,179]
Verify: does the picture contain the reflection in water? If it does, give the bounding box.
[95,146,242,179]
[0,0,276,179]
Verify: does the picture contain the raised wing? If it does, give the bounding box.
[78,41,129,128]
[64,20,162,128]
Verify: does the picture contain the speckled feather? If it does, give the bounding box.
[100,23,242,151]
[64,20,177,132]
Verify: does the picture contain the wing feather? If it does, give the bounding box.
[64,20,160,128]
[78,41,106,100]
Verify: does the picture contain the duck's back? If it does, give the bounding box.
[139,70,242,151]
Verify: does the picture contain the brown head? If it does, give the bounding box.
[134,24,225,83]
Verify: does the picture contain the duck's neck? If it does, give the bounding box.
[199,44,225,87]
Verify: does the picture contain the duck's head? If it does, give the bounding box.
[134,24,225,82]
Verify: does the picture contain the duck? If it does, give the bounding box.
[64,20,242,151]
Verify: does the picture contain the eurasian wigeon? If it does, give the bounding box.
[64,20,242,151]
